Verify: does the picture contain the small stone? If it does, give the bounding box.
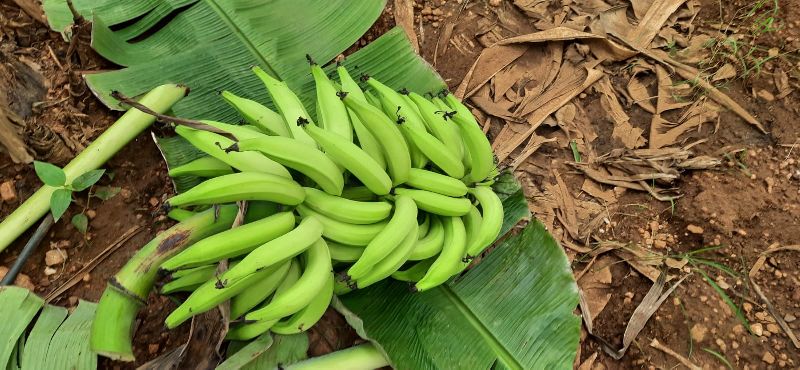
[432,21,440,28]
[715,338,727,351]
[700,295,708,303]
[686,225,704,234]
[44,267,57,276]
[45,249,66,266]
[421,6,432,15]
[752,323,764,336]
[691,324,708,342]
[732,341,739,349]
[14,273,35,291]
[756,311,769,320]
[766,323,780,334]
[148,343,160,355]
[717,277,730,290]
[784,314,796,323]
[120,188,132,200]
[82,273,91,282]
[0,181,17,202]
[737,229,748,236]
[149,197,160,207]
[86,209,97,219]
[653,240,667,249]
[744,303,753,313]
[488,0,501,6]
[68,296,79,306]
[763,351,776,364]
[732,325,745,334]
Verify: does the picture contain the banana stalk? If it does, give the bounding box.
[91,206,237,361]
[283,343,389,370]
[0,84,189,253]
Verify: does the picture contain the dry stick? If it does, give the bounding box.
[110,91,230,135]
[44,225,143,302]
[649,339,701,370]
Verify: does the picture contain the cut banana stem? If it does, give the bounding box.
[220,90,291,137]
[414,215,467,292]
[229,259,293,319]
[296,203,388,247]
[235,135,344,196]
[311,62,353,141]
[252,66,316,146]
[302,123,392,196]
[393,188,472,216]
[245,238,332,322]
[341,92,411,185]
[166,172,306,207]
[405,168,468,197]
[302,187,391,224]
[347,195,418,280]
[161,212,296,271]
[168,156,233,178]
[408,215,445,261]
[175,126,291,178]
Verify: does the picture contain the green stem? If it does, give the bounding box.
[91,205,237,361]
[284,343,389,370]
[0,84,188,253]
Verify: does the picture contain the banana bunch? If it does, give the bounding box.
[154,59,503,340]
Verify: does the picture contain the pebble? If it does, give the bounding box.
[784,314,796,323]
[82,273,91,282]
[752,322,764,336]
[691,324,708,342]
[489,0,502,6]
[0,181,17,202]
[45,249,66,266]
[0,267,36,291]
[148,343,160,355]
[757,89,775,102]
[149,197,160,207]
[68,296,79,306]
[44,267,57,276]
[86,209,96,219]
[653,240,667,249]
[715,338,727,351]
[717,277,730,290]
[686,224,704,234]
[766,323,780,334]
[763,351,776,364]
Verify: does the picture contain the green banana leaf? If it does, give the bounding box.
[0,286,98,370]
[333,176,581,370]
[40,0,444,123]
[222,333,308,370]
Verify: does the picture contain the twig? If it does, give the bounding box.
[46,44,64,71]
[0,214,54,286]
[44,225,143,302]
[649,339,702,370]
[110,91,229,135]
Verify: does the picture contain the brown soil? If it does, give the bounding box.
[1,1,798,369]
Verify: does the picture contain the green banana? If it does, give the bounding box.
[311,60,352,141]
[222,216,324,284]
[175,126,291,178]
[401,93,423,118]
[466,186,504,258]
[243,201,281,224]
[364,89,382,109]
[346,195,418,280]
[327,240,364,262]
[233,135,344,196]
[161,265,216,294]
[252,66,316,146]
[337,66,386,168]
[397,121,465,178]
[405,168,468,197]
[229,259,293,319]
[462,205,483,251]
[391,258,435,282]
[408,92,464,159]
[302,122,392,196]
[354,221,419,289]
[270,272,334,334]
[413,215,467,292]
[341,92,411,186]
[366,78,429,169]
[220,90,291,137]
[161,212,296,271]
[393,188,471,217]
[200,120,265,140]
[165,172,305,207]
[295,204,387,246]
[167,156,233,178]
[417,214,431,237]
[408,215,444,261]
[340,186,378,201]
[225,261,302,341]
[443,93,495,183]
[302,187,391,225]
[165,261,286,328]
[167,208,198,222]
[245,238,332,321]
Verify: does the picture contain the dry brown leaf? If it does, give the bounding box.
[577,352,598,370]
[627,74,656,113]
[628,0,689,49]
[496,26,605,45]
[577,255,614,323]
[630,0,656,20]
[455,44,529,99]
[711,63,737,82]
[581,179,617,204]
[597,77,647,149]
[552,169,580,240]
[508,135,556,170]
[774,67,793,99]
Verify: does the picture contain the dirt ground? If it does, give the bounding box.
[1,0,798,369]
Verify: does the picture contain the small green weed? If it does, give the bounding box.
[33,161,110,233]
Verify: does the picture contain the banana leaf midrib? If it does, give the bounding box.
[204,0,280,79]
[439,286,523,370]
